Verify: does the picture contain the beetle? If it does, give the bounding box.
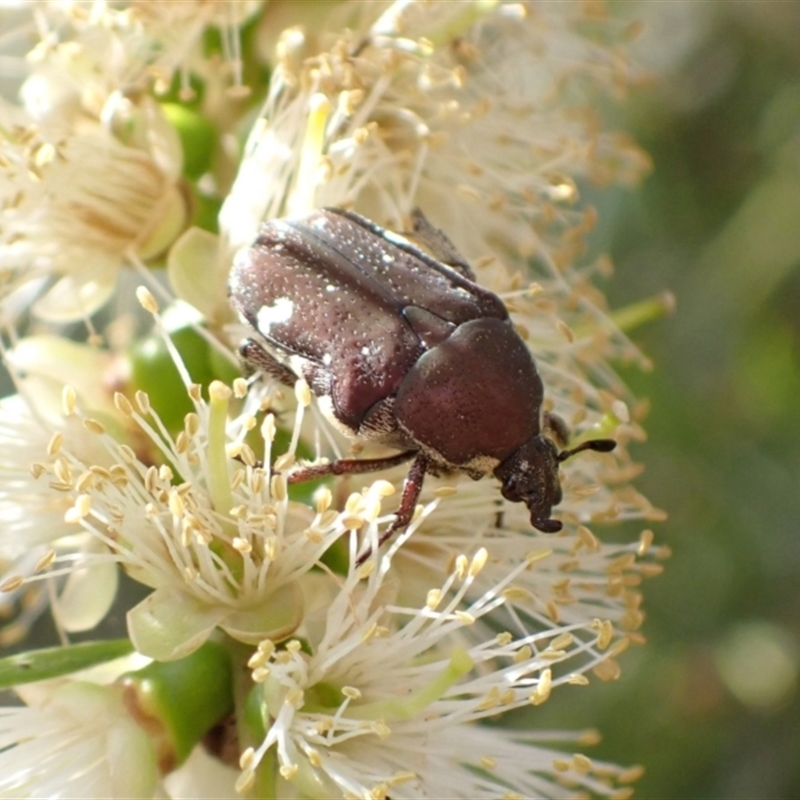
[228,208,616,559]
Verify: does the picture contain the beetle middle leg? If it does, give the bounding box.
[286,449,417,483]
[286,448,427,565]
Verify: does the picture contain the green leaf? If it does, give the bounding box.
[0,640,134,690]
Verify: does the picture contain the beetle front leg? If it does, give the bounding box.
[286,449,417,483]
[356,452,429,565]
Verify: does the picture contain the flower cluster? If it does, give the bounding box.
[0,2,666,798]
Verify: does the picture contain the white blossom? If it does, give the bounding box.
[238,545,641,798]
[0,680,158,799]
[0,3,662,798]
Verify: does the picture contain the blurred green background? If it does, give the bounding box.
[535,4,800,798]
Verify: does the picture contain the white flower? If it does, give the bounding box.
[0,0,264,322]
[0,680,158,799]
[122,0,264,98]
[220,1,649,249]
[386,479,663,644]
[210,0,663,634]
[23,1,263,107]
[163,746,238,800]
[0,2,663,797]
[0,337,128,642]
[238,546,641,798]
[0,390,118,645]
[0,104,184,320]
[17,291,401,660]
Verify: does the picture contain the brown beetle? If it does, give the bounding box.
[229,209,615,558]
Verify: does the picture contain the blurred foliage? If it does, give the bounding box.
[531,4,800,798]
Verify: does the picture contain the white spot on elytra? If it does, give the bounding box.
[322,353,332,366]
[257,297,294,332]
[325,284,337,293]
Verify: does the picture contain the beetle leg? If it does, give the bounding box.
[287,449,417,484]
[236,450,414,475]
[356,452,429,565]
[239,338,297,386]
[408,208,476,280]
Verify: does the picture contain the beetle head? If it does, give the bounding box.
[494,435,616,533]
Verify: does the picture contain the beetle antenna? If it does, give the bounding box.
[557,438,616,463]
